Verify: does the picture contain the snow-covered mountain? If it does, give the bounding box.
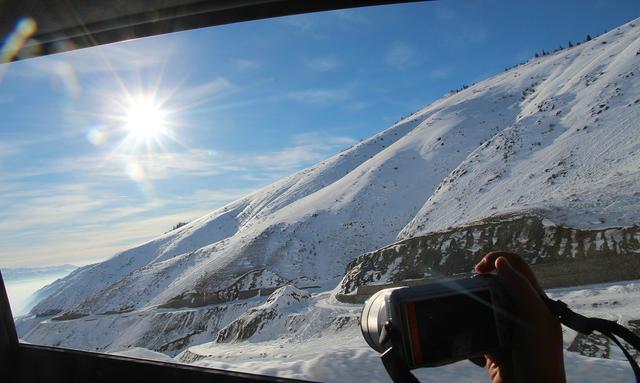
[16,17,640,378]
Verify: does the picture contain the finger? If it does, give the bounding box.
[487,359,501,382]
[475,251,512,273]
[495,256,547,319]
[475,251,544,294]
[469,355,487,368]
[486,352,514,383]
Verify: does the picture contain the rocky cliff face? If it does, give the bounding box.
[216,285,311,343]
[337,213,640,302]
[159,269,288,309]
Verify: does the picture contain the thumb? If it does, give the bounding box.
[495,256,547,319]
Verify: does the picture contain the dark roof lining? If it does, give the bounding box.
[1,0,425,63]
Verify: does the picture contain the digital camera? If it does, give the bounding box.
[360,274,513,369]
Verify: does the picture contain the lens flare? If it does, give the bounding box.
[0,17,38,81]
[126,161,145,181]
[1,18,37,63]
[88,129,107,146]
[52,61,81,97]
[0,17,37,62]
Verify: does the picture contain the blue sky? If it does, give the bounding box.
[1,0,639,268]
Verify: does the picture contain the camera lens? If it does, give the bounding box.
[360,288,395,353]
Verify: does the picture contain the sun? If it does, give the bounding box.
[91,90,181,158]
[124,98,167,141]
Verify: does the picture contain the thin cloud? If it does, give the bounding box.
[281,15,317,32]
[0,141,23,160]
[176,188,256,206]
[0,183,152,231]
[0,134,355,184]
[172,77,235,110]
[279,14,331,40]
[0,210,207,268]
[331,9,370,25]
[0,128,356,268]
[13,38,172,77]
[0,132,356,197]
[305,57,341,72]
[287,88,351,105]
[386,43,416,70]
[440,25,489,47]
[233,58,261,71]
[7,39,175,101]
[248,132,356,171]
[106,151,227,180]
[207,133,352,173]
[430,68,451,80]
[292,131,355,147]
[435,7,457,22]
[0,133,74,162]
[347,101,369,111]
[0,184,256,268]
[0,194,107,231]
[253,147,325,170]
[281,9,369,32]
[0,148,233,182]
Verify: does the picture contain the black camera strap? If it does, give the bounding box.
[543,296,640,382]
[380,348,422,383]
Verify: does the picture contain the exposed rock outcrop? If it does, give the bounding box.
[215,285,311,342]
[160,269,288,309]
[337,213,640,303]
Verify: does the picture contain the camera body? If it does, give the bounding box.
[361,274,513,369]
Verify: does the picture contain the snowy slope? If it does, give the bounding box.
[58,280,637,382]
[178,278,640,383]
[182,331,636,383]
[18,17,640,370]
[400,22,640,238]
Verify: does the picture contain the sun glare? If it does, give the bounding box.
[91,88,184,187]
[124,98,167,141]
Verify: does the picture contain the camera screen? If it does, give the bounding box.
[405,289,499,365]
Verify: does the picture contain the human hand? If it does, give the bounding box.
[473,251,566,383]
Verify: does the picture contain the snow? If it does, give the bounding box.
[13,16,640,383]
[176,278,640,383]
[184,337,634,383]
[112,347,174,362]
[399,20,640,238]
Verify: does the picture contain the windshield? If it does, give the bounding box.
[1,1,640,382]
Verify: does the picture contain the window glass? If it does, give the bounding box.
[1,1,640,381]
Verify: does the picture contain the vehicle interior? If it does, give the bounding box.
[2,0,640,382]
